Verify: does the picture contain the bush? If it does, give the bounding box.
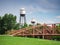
[52,36,60,41]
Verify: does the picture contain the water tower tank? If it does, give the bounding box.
[20,8,26,14]
[31,18,36,24]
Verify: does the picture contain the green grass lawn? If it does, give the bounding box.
[0,35,60,45]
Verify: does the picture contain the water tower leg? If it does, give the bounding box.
[42,35,44,39]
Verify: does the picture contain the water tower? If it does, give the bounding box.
[31,18,36,26]
[20,8,26,27]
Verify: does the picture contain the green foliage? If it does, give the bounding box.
[0,16,1,30]
[36,23,41,25]
[52,36,60,41]
[24,23,28,27]
[13,23,20,30]
[40,26,43,29]
[0,13,19,34]
[56,24,60,31]
[21,23,28,28]
[2,14,16,30]
[29,24,33,26]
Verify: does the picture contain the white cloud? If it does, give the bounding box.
[46,20,55,24]
[18,0,60,15]
[56,16,60,18]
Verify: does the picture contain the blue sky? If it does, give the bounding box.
[0,0,60,24]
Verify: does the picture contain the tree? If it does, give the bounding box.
[21,23,28,28]
[29,24,33,26]
[0,16,1,29]
[0,13,20,34]
[0,16,3,34]
[36,23,41,25]
[14,23,20,30]
[56,24,60,30]
[56,24,60,34]
[2,14,16,30]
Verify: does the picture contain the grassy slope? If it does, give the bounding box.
[0,36,60,45]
